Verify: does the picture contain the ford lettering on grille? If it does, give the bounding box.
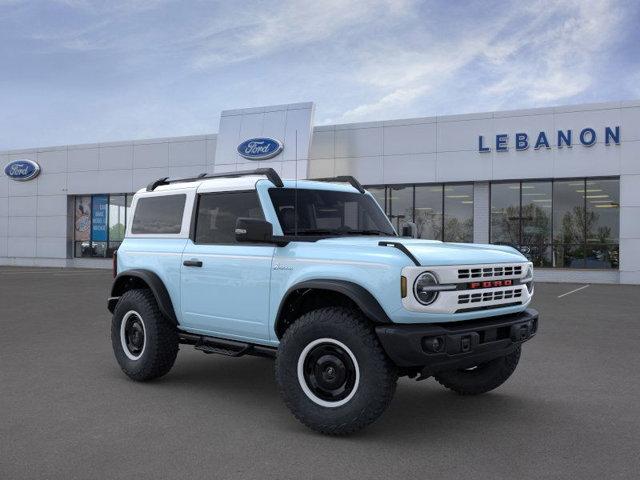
[468,279,513,289]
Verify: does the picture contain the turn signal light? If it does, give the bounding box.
[401,276,407,298]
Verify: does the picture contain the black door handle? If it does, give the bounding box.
[183,260,203,267]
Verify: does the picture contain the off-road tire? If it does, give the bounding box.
[275,307,397,435]
[111,289,179,381]
[434,347,521,395]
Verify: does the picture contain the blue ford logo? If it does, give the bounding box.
[4,159,41,181]
[237,137,283,160]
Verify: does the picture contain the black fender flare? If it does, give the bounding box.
[275,279,391,337]
[108,269,178,325]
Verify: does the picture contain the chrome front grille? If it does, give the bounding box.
[458,288,523,305]
[458,265,523,280]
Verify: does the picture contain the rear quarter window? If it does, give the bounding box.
[131,194,186,234]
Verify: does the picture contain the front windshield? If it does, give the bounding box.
[269,188,396,237]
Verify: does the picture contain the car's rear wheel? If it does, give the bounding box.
[434,347,521,395]
[111,289,179,381]
[275,307,397,435]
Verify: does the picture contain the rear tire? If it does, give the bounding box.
[434,347,521,395]
[111,289,179,381]
[275,307,397,435]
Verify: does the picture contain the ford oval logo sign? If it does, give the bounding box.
[4,159,41,181]
[237,137,283,160]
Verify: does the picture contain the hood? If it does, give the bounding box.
[316,236,527,266]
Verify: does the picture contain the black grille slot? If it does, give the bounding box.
[458,265,523,280]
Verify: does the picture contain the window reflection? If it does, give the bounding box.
[388,186,413,232]
[489,178,619,269]
[490,183,520,246]
[414,185,442,240]
[444,184,473,243]
[521,181,552,266]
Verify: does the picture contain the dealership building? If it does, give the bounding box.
[1,100,639,284]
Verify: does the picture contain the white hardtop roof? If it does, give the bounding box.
[135,176,361,195]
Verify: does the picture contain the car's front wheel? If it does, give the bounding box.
[275,307,397,435]
[111,289,179,381]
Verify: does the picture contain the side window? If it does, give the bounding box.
[131,194,186,234]
[195,191,264,244]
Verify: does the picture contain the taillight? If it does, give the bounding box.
[112,250,118,278]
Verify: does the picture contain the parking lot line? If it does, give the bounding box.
[557,284,590,298]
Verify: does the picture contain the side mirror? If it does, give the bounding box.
[235,218,274,243]
[401,222,417,238]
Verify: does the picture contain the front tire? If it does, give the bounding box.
[111,289,179,381]
[434,347,521,395]
[275,307,397,435]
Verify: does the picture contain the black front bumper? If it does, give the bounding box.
[375,309,538,373]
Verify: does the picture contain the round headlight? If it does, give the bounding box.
[414,272,440,305]
[524,266,534,294]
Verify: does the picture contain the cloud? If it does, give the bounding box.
[334,0,626,122]
[190,0,414,69]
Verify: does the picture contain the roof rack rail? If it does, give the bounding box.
[312,175,366,194]
[146,167,284,192]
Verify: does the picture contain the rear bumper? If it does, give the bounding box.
[375,308,538,372]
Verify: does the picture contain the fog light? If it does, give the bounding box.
[423,336,445,353]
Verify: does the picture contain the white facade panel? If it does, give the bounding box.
[383,123,436,155]
[68,147,99,172]
[7,237,36,257]
[8,216,36,237]
[383,153,436,184]
[309,130,334,160]
[8,196,37,217]
[37,172,67,196]
[133,142,169,169]
[37,195,67,217]
[168,139,207,166]
[36,237,67,258]
[36,149,68,173]
[334,156,383,185]
[335,127,382,158]
[99,144,133,170]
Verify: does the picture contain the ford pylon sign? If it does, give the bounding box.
[237,137,283,160]
[4,159,41,181]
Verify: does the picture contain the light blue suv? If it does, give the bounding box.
[108,168,538,435]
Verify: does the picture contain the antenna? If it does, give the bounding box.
[294,129,298,236]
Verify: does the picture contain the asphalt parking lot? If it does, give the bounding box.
[1,267,639,479]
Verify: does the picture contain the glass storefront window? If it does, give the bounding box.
[585,178,619,269]
[553,180,586,267]
[388,186,413,232]
[414,185,442,240]
[490,178,620,269]
[444,184,473,243]
[521,181,552,266]
[490,183,520,246]
[74,193,134,259]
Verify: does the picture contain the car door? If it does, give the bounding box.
[180,189,275,342]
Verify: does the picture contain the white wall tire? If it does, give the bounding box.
[275,306,398,435]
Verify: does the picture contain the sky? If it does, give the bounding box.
[1,0,639,150]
